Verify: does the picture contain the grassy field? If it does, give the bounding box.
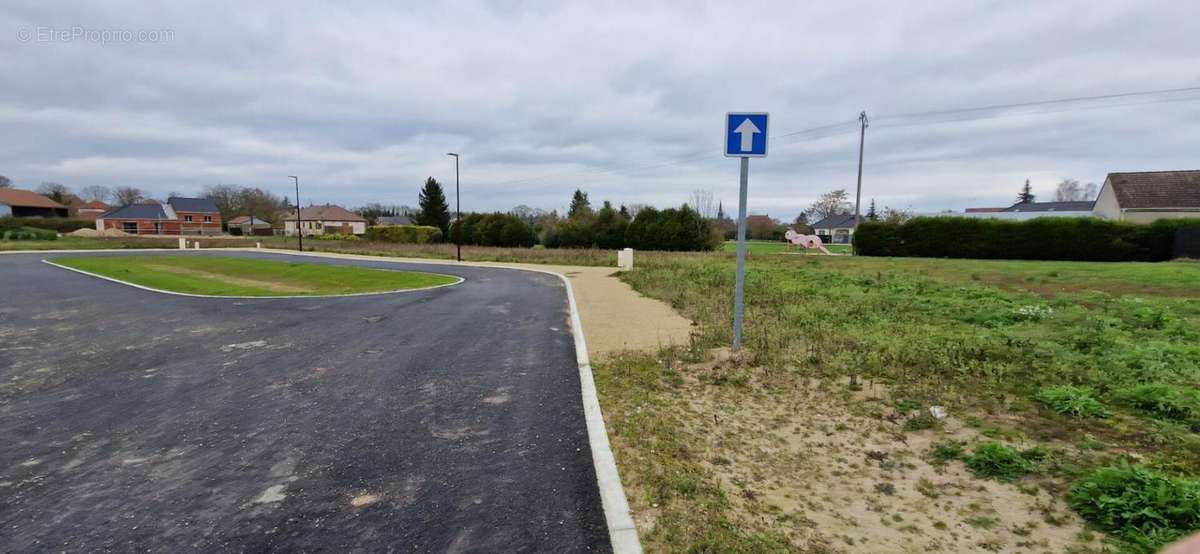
[52,255,459,296]
[722,240,852,255]
[598,255,1200,553]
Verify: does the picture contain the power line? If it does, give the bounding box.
[486,85,1200,188]
[873,86,1200,127]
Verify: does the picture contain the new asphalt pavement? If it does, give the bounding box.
[0,250,611,552]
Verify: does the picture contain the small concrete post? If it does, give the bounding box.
[178,238,186,249]
[194,241,200,250]
[256,242,262,249]
[617,248,634,271]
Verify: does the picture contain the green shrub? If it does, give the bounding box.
[1,227,58,241]
[855,216,1200,262]
[0,217,93,234]
[903,414,939,432]
[1035,385,1110,418]
[1116,384,1200,422]
[1068,464,1200,553]
[365,224,443,244]
[624,205,720,251]
[929,440,964,462]
[964,442,1033,481]
[311,233,359,241]
[448,213,535,247]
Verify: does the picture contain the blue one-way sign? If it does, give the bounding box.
[724,112,768,157]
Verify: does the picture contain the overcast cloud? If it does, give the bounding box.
[3,1,1199,218]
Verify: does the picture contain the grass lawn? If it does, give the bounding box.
[598,254,1200,552]
[721,239,852,255]
[51,255,459,296]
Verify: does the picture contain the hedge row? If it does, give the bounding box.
[0,217,94,233]
[364,224,443,244]
[1,227,58,241]
[543,205,720,251]
[855,216,1200,262]
[448,213,537,248]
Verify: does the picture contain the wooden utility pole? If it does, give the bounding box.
[852,111,868,255]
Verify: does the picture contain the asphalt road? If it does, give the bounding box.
[0,250,610,552]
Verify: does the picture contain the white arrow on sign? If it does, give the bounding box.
[733,118,761,152]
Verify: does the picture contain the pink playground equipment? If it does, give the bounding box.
[784,229,833,255]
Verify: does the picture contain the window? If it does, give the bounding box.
[203,215,212,223]
[184,215,193,222]
[122,222,138,233]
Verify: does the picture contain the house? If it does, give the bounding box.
[1004,201,1095,213]
[0,188,69,218]
[72,200,111,220]
[812,213,858,244]
[95,203,180,235]
[283,204,367,236]
[96,197,223,235]
[1092,170,1200,223]
[227,215,273,236]
[168,197,222,235]
[962,200,1097,221]
[376,214,415,226]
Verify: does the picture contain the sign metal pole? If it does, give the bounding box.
[724,112,766,353]
[733,156,749,351]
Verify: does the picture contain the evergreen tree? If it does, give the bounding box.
[716,201,725,221]
[866,199,879,221]
[619,204,630,219]
[1016,179,1036,203]
[568,189,592,219]
[416,177,451,236]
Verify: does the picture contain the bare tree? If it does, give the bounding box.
[0,175,12,188]
[625,203,648,219]
[882,206,913,224]
[1053,179,1084,202]
[113,186,146,206]
[688,189,717,219]
[808,189,852,221]
[37,182,72,204]
[510,204,546,225]
[79,185,112,203]
[1083,182,1099,200]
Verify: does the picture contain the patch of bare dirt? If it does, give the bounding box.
[669,365,1101,553]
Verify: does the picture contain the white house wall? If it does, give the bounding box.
[1092,179,1121,220]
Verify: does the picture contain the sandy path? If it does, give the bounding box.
[499,263,694,359]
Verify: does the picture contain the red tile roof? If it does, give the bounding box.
[0,188,67,209]
[77,200,110,210]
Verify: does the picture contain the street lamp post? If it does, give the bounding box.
[289,175,302,252]
[446,153,461,262]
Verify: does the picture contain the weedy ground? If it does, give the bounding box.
[597,254,1200,553]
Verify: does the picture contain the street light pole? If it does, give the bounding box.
[446,153,461,262]
[289,175,302,253]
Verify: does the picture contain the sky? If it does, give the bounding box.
[3,1,1199,220]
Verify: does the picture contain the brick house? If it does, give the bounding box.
[168,197,223,234]
[96,197,223,235]
[71,200,111,220]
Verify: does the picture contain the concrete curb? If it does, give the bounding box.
[39,258,464,299]
[18,247,643,552]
